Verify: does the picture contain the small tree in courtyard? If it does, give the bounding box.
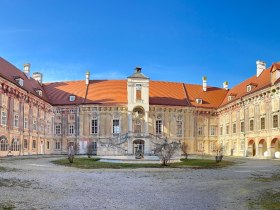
[181,141,189,159]
[68,143,78,163]
[215,143,223,163]
[154,138,180,166]
[87,140,94,158]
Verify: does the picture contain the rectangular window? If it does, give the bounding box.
[156,120,162,135]
[210,142,216,152]
[136,84,142,101]
[232,123,236,133]
[69,114,75,121]
[134,120,141,133]
[176,121,182,137]
[226,125,229,134]
[113,119,120,134]
[55,141,61,150]
[23,139,28,149]
[69,124,75,135]
[55,124,61,134]
[33,120,37,130]
[24,117,28,129]
[220,126,223,135]
[210,126,216,136]
[91,119,98,134]
[32,140,36,149]
[198,126,203,136]
[261,117,265,130]
[240,122,244,133]
[1,111,7,125]
[14,114,19,127]
[47,141,50,150]
[250,119,254,131]
[273,115,278,128]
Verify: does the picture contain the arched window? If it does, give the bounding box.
[11,138,20,151]
[0,135,8,151]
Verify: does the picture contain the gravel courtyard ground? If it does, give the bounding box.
[0,156,279,210]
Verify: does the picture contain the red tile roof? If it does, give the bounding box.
[0,57,49,101]
[1,57,279,109]
[150,81,189,106]
[220,67,271,107]
[185,84,228,108]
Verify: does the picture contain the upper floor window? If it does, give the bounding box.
[240,122,245,133]
[261,117,265,130]
[220,126,223,135]
[91,119,98,134]
[69,124,75,135]
[55,124,61,134]
[210,126,216,136]
[136,84,142,101]
[176,120,182,137]
[156,120,162,135]
[250,119,254,131]
[226,125,229,134]
[14,114,19,127]
[273,115,278,128]
[113,119,120,134]
[33,120,37,130]
[232,123,236,133]
[1,111,7,126]
[198,126,203,136]
[24,117,28,129]
[36,90,42,96]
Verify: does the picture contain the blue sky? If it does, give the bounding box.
[1,0,280,88]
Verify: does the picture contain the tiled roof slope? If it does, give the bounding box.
[85,80,127,105]
[219,67,272,107]
[185,84,228,108]
[43,81,87,105]
[0,57,49,102]
[150,81,190,106]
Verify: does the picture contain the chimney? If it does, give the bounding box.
[256,60,266,77]
[23,63,30,78]
[32,72,43,84]
[223,81,229,90]
[85,71,90,85]
[135,67,142,73]
[202,76,207,91]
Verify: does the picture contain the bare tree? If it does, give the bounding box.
[181,141,189,159]
[68,143,78,163]
[215,143,223,163]
[154,138,180,166]
[87,140,94,158]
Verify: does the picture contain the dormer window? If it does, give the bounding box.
[36,90,42,96]
[15,78,24,86]
[69,95,75,102]
[228,93,237,102]
[195,98,203,104]
[247,85,252,92]
[247,83,257,92]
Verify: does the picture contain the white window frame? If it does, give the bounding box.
[1,111,7,126]
[69,95,75,102]
[91,119,98,134]
[55,124,61,135]
[14,114,19,127]
[113,119,120,134]
[156,120,162,135]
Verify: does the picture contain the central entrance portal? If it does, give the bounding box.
[133,140,145,156]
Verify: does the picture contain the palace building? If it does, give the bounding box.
[0,57,279,158]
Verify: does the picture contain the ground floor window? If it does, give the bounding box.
[23,139,28,149]
[11,138,20,151]
[55,141,61,150]
[32,140,36,149]
[47,141,50,150]
[0,135,8,151]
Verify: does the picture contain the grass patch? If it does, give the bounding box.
[252,173,280,182]
[248,191,280,210]
[0,178,37,188]
[0,201,15,210]
[0,166,19,172]
[52,157,234,169]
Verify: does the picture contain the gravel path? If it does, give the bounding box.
[0,156,279,210]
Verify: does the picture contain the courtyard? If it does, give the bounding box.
[0,156,280,210]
